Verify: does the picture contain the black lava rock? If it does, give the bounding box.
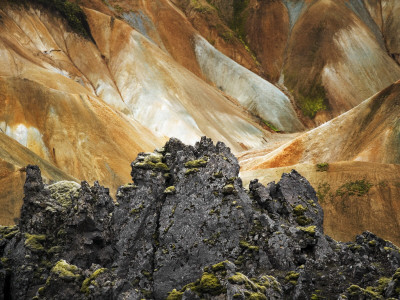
[0,137,399,300]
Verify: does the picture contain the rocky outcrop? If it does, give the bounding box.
[0,132,77,226]
[240,161,400,247]
[1,137,400,299]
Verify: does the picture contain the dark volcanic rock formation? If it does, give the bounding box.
[0,137,400,299]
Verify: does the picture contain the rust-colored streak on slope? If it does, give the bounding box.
[253,138,304,170]
[0,77,160,194]
[246,0,289,83]
[240,162,400,246]
[140,0,204,78]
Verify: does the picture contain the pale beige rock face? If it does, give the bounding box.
[87,9,271,149]
[0,76,161,193]
[322,23,400,114]
[0,3,273,198]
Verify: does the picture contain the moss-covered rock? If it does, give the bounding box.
[248,292,268,300]
[297,225,316,236]
[166,289,183,300]
[164,186,176,195]
[24,233,46,252]
[184,157,208,168]
[293,204,307,216]
[48,181,80,208]
[196,272,224,295]
[211,260,229,272]
[51,260,81,280]
[81,268,106,295]
[285,271,300,285]
[223,184,235,194]
[185,168,199,175]
[239,240,259,252]
[0,225,19,240]
[134,153,169,171]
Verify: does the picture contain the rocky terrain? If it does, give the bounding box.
[1,138,400,299]
[0,0,400,290]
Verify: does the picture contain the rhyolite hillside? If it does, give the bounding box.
[1,138,400,299]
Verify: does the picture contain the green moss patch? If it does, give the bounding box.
[296,215,313,226]
[190,0,214,13]
[213,171,223,178]
[285,271,300,285]
[293,204,307,216]
[51,259,81,280]
[239,240,259,252]
[293,204,312,225]
[316,182,331,203]
[197,272,224,295]
[164,186,176,195]
[300,95,327,119]
[0,225,19,240]
[297,226,316,236]
[81,268,106,295]
[166,289,183,300]
[230,0,249,39]
[228,273,248,285]
[24,233,46,252]
[222,184,235,195]
[248,292,267,300]
[184,158,208,168]
[211,261,228,272]
[134,153,169,172]
[336,180,372,197]
[316,163,329,172]
[130,204,144,215]
[185,168,199,175]
[48,181,80,208]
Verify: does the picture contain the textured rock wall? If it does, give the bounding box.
[0,138,400,299]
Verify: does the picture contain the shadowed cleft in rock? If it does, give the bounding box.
[0,137,399,299]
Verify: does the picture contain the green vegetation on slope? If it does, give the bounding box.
[336,180,372,197]
[6,0,91,38]
[231,0,249,39]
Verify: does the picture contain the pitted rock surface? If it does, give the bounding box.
[0,137,400,299]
